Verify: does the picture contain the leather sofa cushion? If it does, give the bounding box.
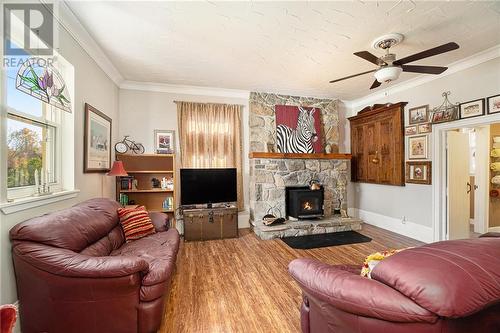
[111,229,180,287]
[10,198,121,252]
[371,238,500,318]
[80,226,125,256]
[149,212,169,232]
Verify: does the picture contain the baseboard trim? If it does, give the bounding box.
[349,208,434,243]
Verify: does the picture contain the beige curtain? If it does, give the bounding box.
[177,101,244,210]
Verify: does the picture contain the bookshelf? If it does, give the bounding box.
[116,153,176,225]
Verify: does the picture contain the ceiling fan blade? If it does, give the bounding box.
[329,69,376,83]
[354,51,385,65]
[394,42,459,65]
[402,65,448,75]
[370,80,381,89]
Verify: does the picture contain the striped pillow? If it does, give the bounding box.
[117,206,156,242]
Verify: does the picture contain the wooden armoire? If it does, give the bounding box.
[349,102,406,186]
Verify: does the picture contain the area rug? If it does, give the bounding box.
[281,231,372,249]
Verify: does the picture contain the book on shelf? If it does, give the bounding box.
[119,193,129,206]
[162,197,174,211]
[120,176,134,190]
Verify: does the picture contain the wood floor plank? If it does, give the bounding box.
[160,224,423,333]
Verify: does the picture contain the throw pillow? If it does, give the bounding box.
[360,248,411,278]
[117,206,156,242]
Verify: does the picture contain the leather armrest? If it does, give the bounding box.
[479,232,500,238]
[13,242,149,278]
[288,258,437,323]
[149,212,169,232]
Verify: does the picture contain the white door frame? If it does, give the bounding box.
[432,113,500,241]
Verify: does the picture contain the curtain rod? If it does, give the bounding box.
[173,100,245,107]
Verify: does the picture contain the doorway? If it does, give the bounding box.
[446,128,487,239]
[433,115,500,241]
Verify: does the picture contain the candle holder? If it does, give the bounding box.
[34,183,52,197]
[33,169,53,197]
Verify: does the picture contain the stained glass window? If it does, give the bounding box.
[15,57,72,113]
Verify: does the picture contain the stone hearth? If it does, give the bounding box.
[252,217,363,240]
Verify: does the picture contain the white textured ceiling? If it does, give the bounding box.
[67,1,500,100]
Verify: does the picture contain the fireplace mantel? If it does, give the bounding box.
[249,152,352,160]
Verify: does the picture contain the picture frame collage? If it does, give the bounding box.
[406,104,432,185]
[404,93,499,185]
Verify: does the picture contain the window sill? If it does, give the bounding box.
[0,190,80,215]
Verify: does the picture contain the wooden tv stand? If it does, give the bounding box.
[182,206,238,241]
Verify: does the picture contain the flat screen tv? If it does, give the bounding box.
[180,168,237,206]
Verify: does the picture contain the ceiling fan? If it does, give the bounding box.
[329,34,459,90]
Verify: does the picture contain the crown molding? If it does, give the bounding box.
[344,44,500,111]
[50,1,124,86]
[120,81,250,99]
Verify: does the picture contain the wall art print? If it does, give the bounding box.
[487,94,500,114]
[84,103,112,173]
[249,92,339,153]
[275,105,322,153]
[408,135,428,160]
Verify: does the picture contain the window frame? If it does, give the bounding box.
[6,103,63,200]
[1,8,76,206]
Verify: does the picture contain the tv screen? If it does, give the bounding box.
[180,168,237,205]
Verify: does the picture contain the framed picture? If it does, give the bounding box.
[406,161,432,185]
[431,111,444,123]
[154,130,175,154]
[431,106,458,124]
[487,94,500,114]
[418,123,432,134]
[84,103,112,173]
[405,126,418,136]
[408,135,428,160]
[275,105,322,153]
[459,99,485,119]
[408,105,429,125]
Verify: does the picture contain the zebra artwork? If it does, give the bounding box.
[276,106,319,153]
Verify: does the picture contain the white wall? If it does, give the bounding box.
[0,21,119,305]
[346,57,500,242]
[118,89,250,228]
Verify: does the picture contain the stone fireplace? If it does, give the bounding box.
[248,91,362,240]
[249,154,349,222]
[249,153,362,240]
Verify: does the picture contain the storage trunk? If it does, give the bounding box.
[183,207,238,241]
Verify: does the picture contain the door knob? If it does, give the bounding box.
[467,182,471,194]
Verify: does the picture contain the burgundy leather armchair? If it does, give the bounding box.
[289,235,500,333]
[10,198,180,333]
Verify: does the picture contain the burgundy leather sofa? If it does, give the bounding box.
[10,198,180,333]
[289,234,500,333]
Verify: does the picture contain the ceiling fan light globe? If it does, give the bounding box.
[374,66,402,83]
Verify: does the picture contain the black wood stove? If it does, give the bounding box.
[285,186,324,220]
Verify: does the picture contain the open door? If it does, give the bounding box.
[447,131,471,239]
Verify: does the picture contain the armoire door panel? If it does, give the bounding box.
[351,125,366,182]
[379,118,394,184]
[366,122,379,183]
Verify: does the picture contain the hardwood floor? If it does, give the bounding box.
[160,224,423,333]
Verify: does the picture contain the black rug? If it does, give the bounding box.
[281,231,372,249]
